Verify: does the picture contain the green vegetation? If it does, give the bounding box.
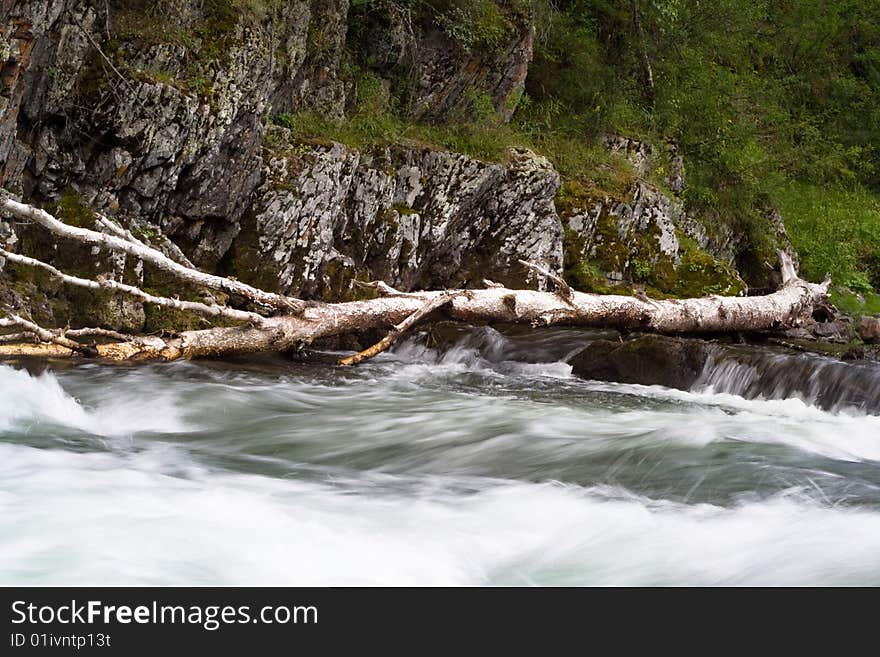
[273,68,637,198]
[294,1,880,301]
[106,0,880,307]
[432,0,518,53]
[51,194,97,230]
[773,182,880,313]
[521,0,880,305]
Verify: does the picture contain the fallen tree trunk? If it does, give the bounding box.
[0,267,830,362]
[0,196,830,363]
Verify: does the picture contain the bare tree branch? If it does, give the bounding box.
[0,332,39,344]
[338,293,456,366]
[0,197,302,313]
[518,259,574,304]
[0,248,266,324]
[352,280,405,296]
[0,251,830,363]
[0,196,831,364]
[95,215,152,249]
[0,313,82,351]
[64,327,134,342]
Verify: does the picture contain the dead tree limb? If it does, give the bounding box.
[519,259,574,304]
[0,250,829,362]
[64,327,133,342]
[0,197,302,312]
[0,248,266,324]
[0,314,83,351]
[0,311,165,358]
[95,215,196,268]
[0,332,39,344]
[0,343,76,358]
[352,280,405,296]
[338,293,456,366]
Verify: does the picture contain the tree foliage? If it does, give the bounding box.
[527,0,880,193]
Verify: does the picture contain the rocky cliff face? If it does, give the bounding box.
[558,136,749,298]
[0,0,547,327]
[1,0,344,229]
[350,0,534,123]
[228,132,561,300]
[0,1,782,333]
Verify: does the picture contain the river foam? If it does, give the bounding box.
[1,441,879,586]
[1,328,879,585]
[0,364,188,437]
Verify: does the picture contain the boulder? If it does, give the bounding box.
[857,316,880,344]
[568,334,713,390]
[227,137,563,300]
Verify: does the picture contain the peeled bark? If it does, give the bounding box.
[2,266,829,362]
[0,197,830,363]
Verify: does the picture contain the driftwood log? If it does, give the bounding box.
[0,196,831,364]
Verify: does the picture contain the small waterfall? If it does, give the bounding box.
[697,347,880,414]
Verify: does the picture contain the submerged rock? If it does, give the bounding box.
[569,333,880,414]
[568,334,712,391]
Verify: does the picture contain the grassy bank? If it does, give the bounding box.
[773,183,880,314]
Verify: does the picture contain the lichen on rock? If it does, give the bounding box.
[225,129,562,300]
[559,136,750,298]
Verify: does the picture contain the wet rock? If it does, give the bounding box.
[779,327,816,341]
[568,334,713,391]
[699,342,880,413]
[570,332,880,413]
[781,305,855,344]
[841,345,867,360]
[857,316,880,344]
[810,317,855,342]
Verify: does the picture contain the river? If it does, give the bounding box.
[2,326,880,585]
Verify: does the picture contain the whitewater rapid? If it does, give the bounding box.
[1,326,879,585]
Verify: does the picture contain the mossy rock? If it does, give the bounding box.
[321,258,375,302]
[650,236,746,298]
[142,302,205,334]
[51,194,98,230]
[562,217,745,298]
[568,335,714,390]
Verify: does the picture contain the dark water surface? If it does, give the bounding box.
[2,326,880,585]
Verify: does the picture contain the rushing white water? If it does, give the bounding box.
[1,326,879,585]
